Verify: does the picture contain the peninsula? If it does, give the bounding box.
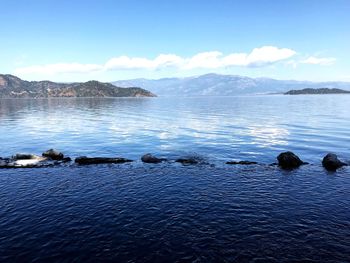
[285,88,350,95]
[0,74,156,98]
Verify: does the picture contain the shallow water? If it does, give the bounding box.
[0,165,349,262]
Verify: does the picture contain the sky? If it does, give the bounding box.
[1,0,349,82]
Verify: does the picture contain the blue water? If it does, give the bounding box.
[0,96,350,262]
[1,95,349,164]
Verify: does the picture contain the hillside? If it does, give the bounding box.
[0,75,156,98]
[285,88,350,95]
[113,73,350,96]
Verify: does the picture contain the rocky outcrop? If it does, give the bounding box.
[322,153,347,171]
[1,150,348,170]
[1,154,52,168]
[0,74,156,98]
[42,149,64,160]
[141,153,167,164]
[75,156,133,165]
[0,150,72,168]
[277,151,306,169]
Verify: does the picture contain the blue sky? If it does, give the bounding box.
[1,0,349,82]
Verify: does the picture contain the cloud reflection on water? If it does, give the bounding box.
[1,96,349,163]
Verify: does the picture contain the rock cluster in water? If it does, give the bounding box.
[0,149,70,168]
[42,149,65,160]
[0,150,348,172]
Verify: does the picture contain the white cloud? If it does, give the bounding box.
[222,53,248,66]
[245,46,296,67]
[223,46,296,67]
[105,54,184,70]
[13,46,298,76]
[301,56,336,66]
[183,46,296,69]
[184,51,223,69]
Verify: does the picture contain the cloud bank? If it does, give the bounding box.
[14,46,298,75]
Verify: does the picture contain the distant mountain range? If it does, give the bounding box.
[0,74,155,98]
[113,73,350,96]
[285,88,350,95]
[2,73,350,98]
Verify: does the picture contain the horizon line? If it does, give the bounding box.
[2,72,350,84]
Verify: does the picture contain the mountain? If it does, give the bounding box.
[285,88,350,95]
[0,74,156,98]
[112,73,350,96]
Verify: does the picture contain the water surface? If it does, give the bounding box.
[0,165,349,262]
[0,95,349,262]
[1,95,349,164]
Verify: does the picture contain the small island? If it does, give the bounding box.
[0,74,156,98]
[284,88,350,95]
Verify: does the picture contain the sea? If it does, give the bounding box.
[0,95,349,262]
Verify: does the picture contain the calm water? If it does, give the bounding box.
[0,95,350,163]
[0,96,350,262]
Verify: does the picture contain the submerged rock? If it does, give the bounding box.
[226,161,258,165]
[175,158,199,165]
[75,156,133,165]
[175,154,210,165]
[322,153,347,171]
[42,149,64,160]
[277,151,306,170]
[141,153,167,164]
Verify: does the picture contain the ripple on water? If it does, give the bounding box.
[1,96,350,162]
[0,165,349,262]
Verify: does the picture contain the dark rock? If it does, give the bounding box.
[75,156,133,165]
[141,153,167,164]
[14,153,40,160]
[226,161,258,165]
[42,149,64,160]
[277,151,305,169]
[175,158,199,165]
[61,157,72,163]
[322,153,347,171]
